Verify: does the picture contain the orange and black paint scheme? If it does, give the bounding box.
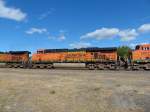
[0,44,149,70]
[31,47,118,70]
[0,51,30,68]
[131,44,150,70]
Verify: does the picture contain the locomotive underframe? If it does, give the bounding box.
[5,62,29,68]
[30,60,118,70]
[132,62,150,70]
[0,60,149,70]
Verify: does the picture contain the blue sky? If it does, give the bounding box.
[0,0,150,52]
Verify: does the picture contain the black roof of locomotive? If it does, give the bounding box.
[0,51,31,54]
[42,47,117,53]
[0,51,5,54]
[9,51,31,54]
[44,49,68,53]
[85,47,117,52]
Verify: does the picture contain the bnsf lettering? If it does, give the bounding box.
[11,56,22,61]
[66,54,86,58]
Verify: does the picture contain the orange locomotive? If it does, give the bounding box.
[0,44,149,70]
[0,51,30,68]
[132,44,150,70]
[32,47,118,70]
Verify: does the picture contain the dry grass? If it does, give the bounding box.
[0,68,149,112]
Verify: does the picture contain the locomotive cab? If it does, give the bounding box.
[132,44,150,70]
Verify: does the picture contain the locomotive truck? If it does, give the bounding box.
[0,44,149,70]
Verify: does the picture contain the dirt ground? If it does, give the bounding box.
[0,68,150,112]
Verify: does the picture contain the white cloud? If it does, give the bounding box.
[80,27,140,42]
[69,42,91,48]
[81,28,119,40]
[48,35,66,41]
[39,8,55,20]
[138,23,150,33]
[119,29,138,41]
[26,28,67,41]
[57,30,67,41]
[0,0,26,21]
[26,28,47,34]
[58,35,66,41]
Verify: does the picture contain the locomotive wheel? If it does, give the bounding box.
[97,64,105,70]
[39,65,45,69]
[19,65,24,68]
[126,66,132,71]
[88,64,96,70]
[14,64,19,68]
[6,64,13,68]
[144,64,150,70]
[32,65,40,69]
[32,65,36,69]
[132,65,140,70]
[115,66,120,70]
[47,64,54,69]
[109,65,116,70]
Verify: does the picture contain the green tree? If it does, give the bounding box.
[117,46,131,59]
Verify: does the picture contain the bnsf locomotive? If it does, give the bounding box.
[132,44,150,70]
[31,47,117,70]
[0,44,150,70]
[0,51,30,68]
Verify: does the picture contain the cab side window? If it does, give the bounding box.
[135,46,140,50]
